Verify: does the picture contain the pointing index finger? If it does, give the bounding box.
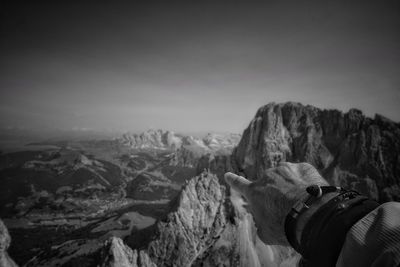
[224,172,251,197]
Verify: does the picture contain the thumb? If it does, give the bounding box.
[224,172,251,197]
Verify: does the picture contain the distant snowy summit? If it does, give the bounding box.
[120,129,182,150]
[119,129,241,152]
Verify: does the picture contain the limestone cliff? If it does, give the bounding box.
[233,102,400,201]
[146,172,226,266]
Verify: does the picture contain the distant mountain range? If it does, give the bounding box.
[1,102,399,267]
[119,129,241,152]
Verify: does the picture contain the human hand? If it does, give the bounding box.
[224,162,326,245]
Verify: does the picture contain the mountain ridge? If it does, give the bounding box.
[119,129,241,153]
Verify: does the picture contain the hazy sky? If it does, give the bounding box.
[1,1,399,134]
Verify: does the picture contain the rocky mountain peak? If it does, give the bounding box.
[146,171,226,266]
[100,237,156,267]
[233,102,400,201]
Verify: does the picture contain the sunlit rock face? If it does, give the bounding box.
[0,219,18,267]
[100,237,156,267]
[233,102,400,201]
[146,172,226,266]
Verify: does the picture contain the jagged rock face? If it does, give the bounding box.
[233,102,400,201]
[192,189,299,267]
[147,172,226,266]
[101,237,137,267]
[0,219,18,267]
[100,237,156,267]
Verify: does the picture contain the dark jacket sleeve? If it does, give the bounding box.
[336,202,400,267]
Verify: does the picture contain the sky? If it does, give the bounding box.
[1,1,399,134]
